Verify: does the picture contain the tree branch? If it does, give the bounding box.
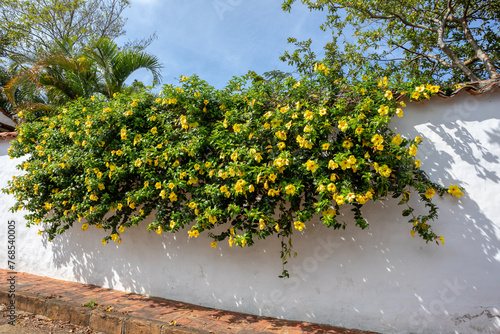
[461,20,500,79]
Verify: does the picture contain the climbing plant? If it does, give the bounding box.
[4,66,464,276]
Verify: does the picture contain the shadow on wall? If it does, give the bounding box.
[43,91,500,333]
[45,219,185,297]
[389,91,500,332]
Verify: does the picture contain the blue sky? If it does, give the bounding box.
[116,0,331,89]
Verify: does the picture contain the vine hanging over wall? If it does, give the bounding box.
[4,66,464,276]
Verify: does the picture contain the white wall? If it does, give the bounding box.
[1,90,499,334]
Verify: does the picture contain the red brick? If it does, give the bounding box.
[89,309,125,334]
[124,316,164,334]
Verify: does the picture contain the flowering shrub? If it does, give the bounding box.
[4,68,464,275]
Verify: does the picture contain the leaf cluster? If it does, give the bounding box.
[4,68,462,274]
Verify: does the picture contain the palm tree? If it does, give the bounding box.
[84,37,162,99]
[4,37,162,116]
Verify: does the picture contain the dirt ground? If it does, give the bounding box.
[0,304,103,334]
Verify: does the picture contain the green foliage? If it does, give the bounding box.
[0,0,130,58]
[4,37,162,116]
[4,68,464,275]
[282,0,500,83]
[82,299,98,308]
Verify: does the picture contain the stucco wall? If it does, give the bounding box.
[1,90,499,334]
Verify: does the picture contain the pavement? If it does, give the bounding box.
[0,269,379,334]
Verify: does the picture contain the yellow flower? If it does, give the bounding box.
[411,230,415,238]
[345,193,355,202]
[233,124,242,133]
[210,242,217,248]
[384,91,393,100]
[82,224,89,231]
[355,127,364,135]
[151,127,158,135]
[119,225,126,233]
[285,184,296,195]
[322,143,330,150]
[408,145,418,156]
[378,76,388,87]
[159,189,166,199]
[448,185,464,198]
[379,165,392,178]
[274,223,280,232]
[98,183,105,190]
[169,192,178,202]
[101,239,106,246]
[378,105,389,116]
[339,159,351,170]
[156,226,163,235]
[342,140,353,149]
[392,134,403,146]
[323,209,336,218]
[269,174,277,182]
[328,160,338,170]
[268,188,280,197]
[396,108,404,117]
[415,136,423,144]
[439,235,445,245]
[305,160,319,173]
[415,159,421,168]
[371,134,384,146]
[424,188,435,199]
[335,194,345,205]
[231,151,239,161]
[188,230,200,238]
[327,183,337,193]
[411,91,421,99]
[338,120,348,131]
[259,219,266,230]
[294,221,305,231]
[319,108,327,116]
[275,130,287,141]
[279,106,290,113]
[277,142,286,150]
[304,110,314,121]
